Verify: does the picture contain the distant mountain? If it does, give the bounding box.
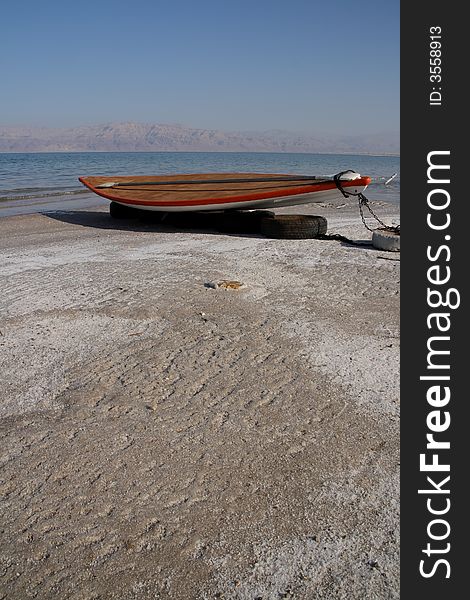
[0,122,399,155]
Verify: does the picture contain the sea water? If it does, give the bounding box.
[0,152,399,217]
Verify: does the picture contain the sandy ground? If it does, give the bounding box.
[0,198,400,599]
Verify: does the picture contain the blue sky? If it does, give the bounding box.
[1,0,399,135]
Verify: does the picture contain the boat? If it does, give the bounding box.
[78,170,371,213]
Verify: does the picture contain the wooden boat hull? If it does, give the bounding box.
[79,172,371,212]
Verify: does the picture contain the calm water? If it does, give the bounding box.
[0,152,399,216]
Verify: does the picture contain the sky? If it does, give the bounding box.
[1,0,399,136]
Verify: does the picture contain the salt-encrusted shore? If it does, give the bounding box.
[0,198,400,599]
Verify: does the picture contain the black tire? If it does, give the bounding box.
[138,211,219,230]
[260,215,328,239]
[138,210,167,224]
[216,210,276,234]
[164,212,208,229]
[109,201,140,219]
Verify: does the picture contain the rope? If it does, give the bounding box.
[98,175,332,188]
[333,171,400,235]
[317,233,374,247]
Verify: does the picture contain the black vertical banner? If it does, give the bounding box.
[401,2,467,598]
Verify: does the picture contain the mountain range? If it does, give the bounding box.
[0,122,399,155]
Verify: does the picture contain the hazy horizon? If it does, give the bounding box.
[0,121,399,155]
[0,120,399,137]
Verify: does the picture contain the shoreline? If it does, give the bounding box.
[0,191,399,219]
[0,193,106,218]
[0,199,400,598]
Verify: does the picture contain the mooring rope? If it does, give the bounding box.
[333,171,400,235]
[316,233,374,247]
